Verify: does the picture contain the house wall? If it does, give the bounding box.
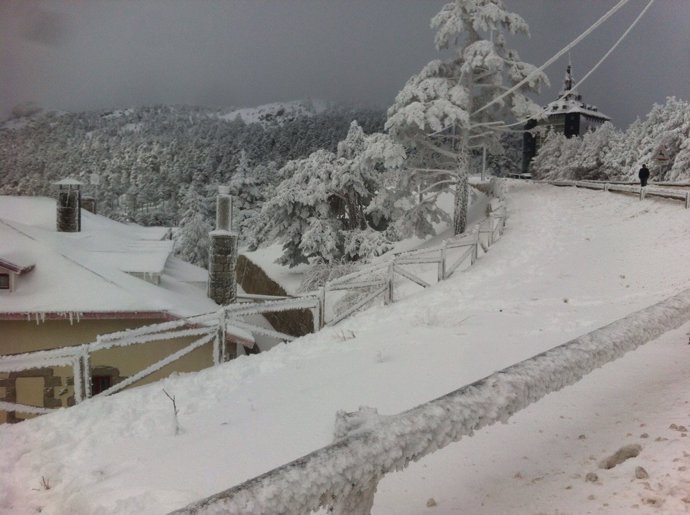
[236,254,314,338]
[0,318,215,423]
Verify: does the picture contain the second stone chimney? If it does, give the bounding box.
[207,186,238,305]
[54,178,84,232]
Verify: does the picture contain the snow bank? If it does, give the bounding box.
[171,287,690,514]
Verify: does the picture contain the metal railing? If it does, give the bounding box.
[548,179,690,208]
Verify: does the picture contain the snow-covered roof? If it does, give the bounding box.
[0,255,35,275]
[0,196,219,320]
[541,63,610,122]
[543,97,610,121]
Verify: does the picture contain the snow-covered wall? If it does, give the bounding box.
[170,287,690,515]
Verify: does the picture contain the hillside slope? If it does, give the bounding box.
[1,182,689,514]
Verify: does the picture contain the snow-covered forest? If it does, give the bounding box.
[0,101,384,226]
[531,96,690,182]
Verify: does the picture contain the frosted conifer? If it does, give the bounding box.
[385,0,547,235]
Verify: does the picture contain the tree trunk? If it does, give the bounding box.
[346,193,362,230]
[453,146,470,235]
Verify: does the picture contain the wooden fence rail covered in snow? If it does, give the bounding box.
[548,180,690,208]
[169,287,690,515]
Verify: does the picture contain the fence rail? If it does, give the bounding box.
[0,296,323,415]
[312,202,507,329]
[169,287,690,515]
[549,180,690,208]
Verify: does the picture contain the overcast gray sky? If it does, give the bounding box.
[1,1,688,128]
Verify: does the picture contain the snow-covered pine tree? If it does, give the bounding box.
[668,124,690,182]
[255,121,404,267]
[530,130,563,180]
[644,97,690,181]
[228,150,261,231]
[577,122,621,180]
[386,0,547,235]
[174,184,212,267]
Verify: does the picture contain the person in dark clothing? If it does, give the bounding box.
[638,164,650,187]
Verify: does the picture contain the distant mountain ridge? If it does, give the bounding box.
[214,99,331,125]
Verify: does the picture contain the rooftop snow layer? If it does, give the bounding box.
[543,97,610,120]
[0,196,217,318]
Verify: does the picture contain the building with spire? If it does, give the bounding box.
[522,62,611,172]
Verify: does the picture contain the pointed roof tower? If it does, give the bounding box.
[522,58,612,172]
[559,55,582,102]
[542,59,609,121]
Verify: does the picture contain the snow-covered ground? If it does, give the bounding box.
[1,181,689,514]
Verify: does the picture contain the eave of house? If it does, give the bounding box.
[0,310,256,348]
[0,258,35,275]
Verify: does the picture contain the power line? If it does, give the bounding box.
[472,0,633,118]
[567,0,655,101]
[484,0,655,132]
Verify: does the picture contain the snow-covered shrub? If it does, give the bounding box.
[343,229,393,262]
[298,261,360,293]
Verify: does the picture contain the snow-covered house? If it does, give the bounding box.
[0,194,251,423]
[523,63,611,172]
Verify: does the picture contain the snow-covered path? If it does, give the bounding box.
[1,182,689,514]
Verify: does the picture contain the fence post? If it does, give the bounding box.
[328,480,381,515]
[328,407,382,515]
[311,293,322,334]
[81,350,92,400]
[686,192,689,209]
[214,309,227,365]
[471,229,479,265]
[488,215,495,247]
[384,262,394,305]
[604,183,609,192]
[73,358,83,404]
[640,187,646,201]
[438,243,447,282]
[319,286,327,329]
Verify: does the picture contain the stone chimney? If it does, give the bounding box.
[54,178,83,232]
[207,186,238,305]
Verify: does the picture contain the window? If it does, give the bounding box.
[0,274,9,290]
[91,375,113,395]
